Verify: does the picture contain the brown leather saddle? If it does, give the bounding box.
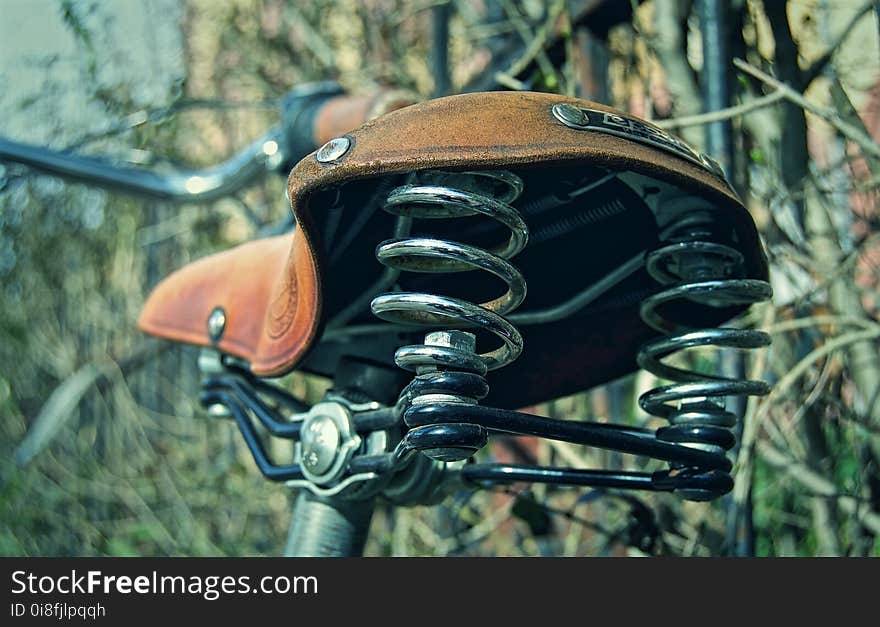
[139,91,767,409]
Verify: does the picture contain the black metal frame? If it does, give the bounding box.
[200,366,735,501]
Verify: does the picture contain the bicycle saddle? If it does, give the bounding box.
[139,91,767,409]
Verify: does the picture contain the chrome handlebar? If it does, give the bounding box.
[0,81,344,203]
[0,128,286,203]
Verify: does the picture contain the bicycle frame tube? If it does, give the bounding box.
[284,492,375,557]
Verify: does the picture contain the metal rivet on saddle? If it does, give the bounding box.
[207,307,226,342]
[551,102,589,129]
[316,136,351,163]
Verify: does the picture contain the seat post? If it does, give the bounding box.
[284,491,375,557]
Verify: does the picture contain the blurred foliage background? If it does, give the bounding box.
[1,0,879,556]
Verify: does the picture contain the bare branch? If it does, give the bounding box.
[657,90,785,130]
[733,57,880,161]
[499,0,565,84]
[767,327,880,404]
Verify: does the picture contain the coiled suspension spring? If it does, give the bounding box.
[368,173,771,501]
[370,170,529,461]
[637,236,773,500]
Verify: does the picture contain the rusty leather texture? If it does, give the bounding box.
[288,91,747,217]
[140,91,766,380]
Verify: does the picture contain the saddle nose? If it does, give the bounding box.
[138,229,321,376]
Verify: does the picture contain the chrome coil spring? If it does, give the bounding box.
[370,170,529,461]
[637,239,773,500]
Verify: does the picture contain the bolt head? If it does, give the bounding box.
[207,403,231,418]
[300,414,341,475]
[551,102,588,129]
[207,307,226,342]
[316,136,351,163]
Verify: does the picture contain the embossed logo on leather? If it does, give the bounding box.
[267,280,298,339]
[573,107,726,180]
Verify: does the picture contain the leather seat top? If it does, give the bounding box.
[138,91,765,400]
